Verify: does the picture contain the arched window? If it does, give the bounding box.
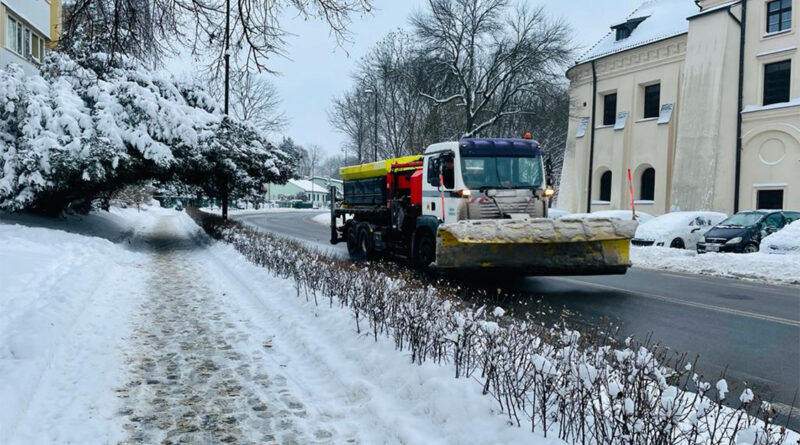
[640,168,655,201]
[599,171,612,201]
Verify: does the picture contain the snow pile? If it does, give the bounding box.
[190,208,799,444]
[562,209,654,223]
[632,246,800,285]
[760,220,800,254]
[0,207,155,443]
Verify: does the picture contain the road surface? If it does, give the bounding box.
[236,210,800,425]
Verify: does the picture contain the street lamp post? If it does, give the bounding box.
[364,88,378,162]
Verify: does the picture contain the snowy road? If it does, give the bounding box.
[236,210,800,427]
[3,210,546,444]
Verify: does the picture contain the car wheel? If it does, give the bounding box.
[670,238,685,249]
[413,229,436,269]
[346,224,363,258]
[743,243,758,254]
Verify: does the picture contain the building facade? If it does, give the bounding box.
[558,0,799,216]
[0,0,61,75]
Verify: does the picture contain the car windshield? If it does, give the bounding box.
[460,156,544,190]
[718,212,763,227]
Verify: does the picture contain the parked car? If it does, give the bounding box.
[760,220,800,254]
[561,210,655,224]
[174,200,184,211]
[697,210,800,254]
[631,211,727,250]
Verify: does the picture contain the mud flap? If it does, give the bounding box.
[435,218,638,276]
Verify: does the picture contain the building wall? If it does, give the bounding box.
[738,0,800,210]
[0,0,54,74]
[1,0,50,36]
[559,35,686,215]
[670,8,742,214]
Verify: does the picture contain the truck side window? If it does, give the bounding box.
[442,155,455,189]
[427,157,441,187]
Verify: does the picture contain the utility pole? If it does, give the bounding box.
[364,88,378,162]
[221,0,231,220]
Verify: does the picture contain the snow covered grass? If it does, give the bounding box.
[631,246,800,285]
[0,207,157,443]
[188,208,799,445]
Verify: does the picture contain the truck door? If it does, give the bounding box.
[422,152,457,223]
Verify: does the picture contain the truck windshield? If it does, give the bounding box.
[460,156,544,190]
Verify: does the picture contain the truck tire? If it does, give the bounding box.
[358,224,378,260]
[413,229,436,269]
[346,224,363,258]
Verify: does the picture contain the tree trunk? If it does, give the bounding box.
[221,180,229,220]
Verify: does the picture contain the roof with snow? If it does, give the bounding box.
[289,179,329,194]
[576,0,699,65]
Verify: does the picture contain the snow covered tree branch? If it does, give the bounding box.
[0,51,292,215]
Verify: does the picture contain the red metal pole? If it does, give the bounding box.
[627,168,637,221]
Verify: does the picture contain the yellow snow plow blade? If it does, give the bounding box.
[435,218,637,276]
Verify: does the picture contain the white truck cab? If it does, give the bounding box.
[421,138,549,223]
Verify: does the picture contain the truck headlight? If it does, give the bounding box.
[699,236,705,243]
[726,237,742,245]
[544,187,556,197]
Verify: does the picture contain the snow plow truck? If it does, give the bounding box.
[329,137,637,276]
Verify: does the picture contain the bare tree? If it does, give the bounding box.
[329,90,371,163]
[411,0,572,137]
[62,0,373,71]
[206,70,288,135]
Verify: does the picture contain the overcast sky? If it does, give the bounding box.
[177,0,642,156]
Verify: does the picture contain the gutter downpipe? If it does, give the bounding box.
[586,60,598,213]
[734,0,746,213]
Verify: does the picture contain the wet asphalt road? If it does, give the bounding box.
[235,211,800,423]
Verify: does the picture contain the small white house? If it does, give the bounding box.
[267,178,330,206]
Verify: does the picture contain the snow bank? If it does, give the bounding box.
[631,246,800,285]
[760,220,800,254]
[0,207,156,443]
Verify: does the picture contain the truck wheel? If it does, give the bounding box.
[413,230,436,268]
[346,225,362,258]
[358,225,378,260]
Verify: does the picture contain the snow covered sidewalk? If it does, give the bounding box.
[2,209,546,444]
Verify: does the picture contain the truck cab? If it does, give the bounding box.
[420,138,550,225]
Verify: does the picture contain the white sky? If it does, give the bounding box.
[174,0,643,155]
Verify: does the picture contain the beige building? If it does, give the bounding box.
[1,0,62,75]
[559,0,800,216]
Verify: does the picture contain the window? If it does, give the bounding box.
[785,212,800,224]
[767,0,792,33]
[763,61,791,105]
[643,84,660,119]
[757,190,784,209]
[599,171,612,201]
[763,212,784,229]
[640,168,655,200]
[603,93,617,126]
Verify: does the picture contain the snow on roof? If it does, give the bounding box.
[289,179,329,194]
[576,0,699,65]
